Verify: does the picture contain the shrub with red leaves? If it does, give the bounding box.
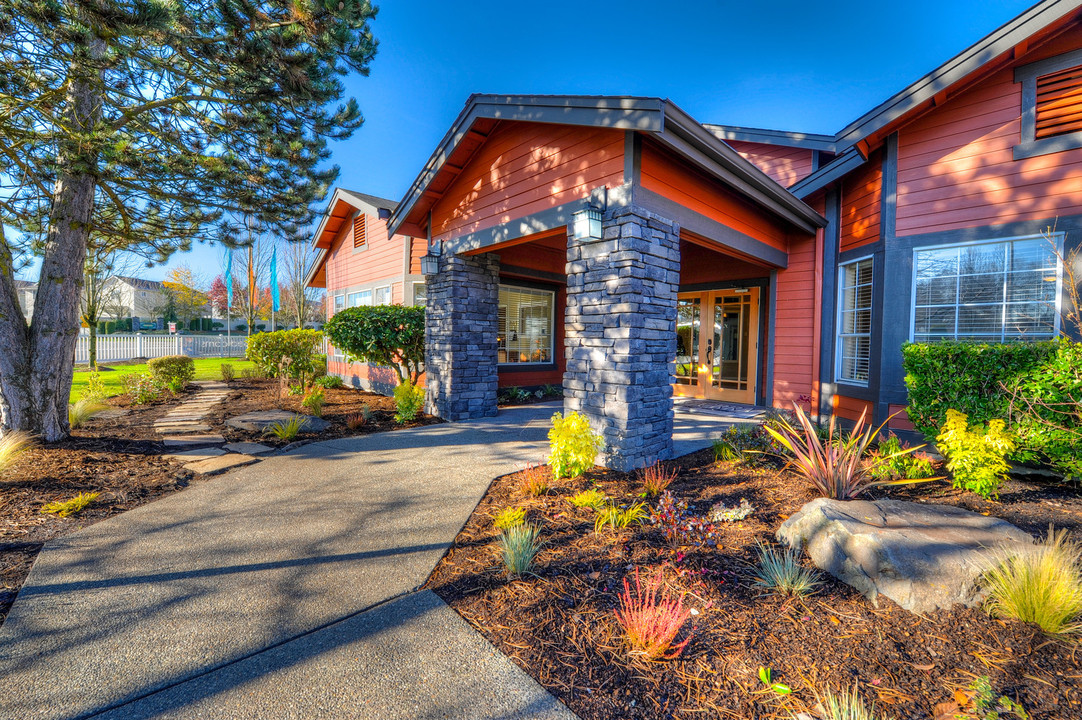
[615,568,695,660]
[637,462,677,497]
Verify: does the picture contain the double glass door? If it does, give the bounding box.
[674,289,760,405]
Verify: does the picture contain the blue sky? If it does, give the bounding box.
[140,0,1036,280]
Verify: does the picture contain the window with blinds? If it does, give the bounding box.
[836,258,873,385]
[497,285,554,365]
[1035,65,1082,140]
[353,215,367,249]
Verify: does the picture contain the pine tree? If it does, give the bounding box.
[0,0,378,439]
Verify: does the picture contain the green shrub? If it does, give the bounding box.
[1009,339,1082,481]
[323,305,424,385]
[963,676,1030,720]
[41,491,99,517]
[246,329,324,385]
[869,434,937,481]
[493,506,527,530]
[569,489,608,509]
[265,414,305,440]
[936,409,1015,499]
[313,353,328,378]
[81,371,107,402]
[121,372,163,405]
[220,363,235,382]
[147,355,195,390]
[982,526,1082,636]
[393,379,424,423]
[301,386,325,417]
[498,523,542,576]
[547,411,603,479]
[314,374,343,389]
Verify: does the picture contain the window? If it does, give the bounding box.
[412,282,426,307]
[913,235,1059,342]
[1015,49,1082,159]
[498,285,554,365]
[353,214,367,249]
[347,290,372,307]
[836,257,873,385]
[333,294,344,317]
[373,285,392,305]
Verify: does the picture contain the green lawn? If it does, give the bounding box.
[70,357,255,403]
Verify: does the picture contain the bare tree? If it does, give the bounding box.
[81,248,140,368]
[279,240,321,329]
[1044,222,1082,338]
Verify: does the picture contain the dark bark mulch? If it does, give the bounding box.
[426,450,1082,720]
[0,379,438,626]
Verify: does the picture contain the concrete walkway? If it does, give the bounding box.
[0,401,732,720]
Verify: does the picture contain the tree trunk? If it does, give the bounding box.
[0,36,102,441]
[88,323,98,369]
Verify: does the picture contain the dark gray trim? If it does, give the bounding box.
[623,131,642,186]
[445,204,576,255]
[765,270,778,407]
[1013,47,1082,159]
[818,189,840,420]
[1014,45,1082,79]
[1014,132,1082,159]
[834,0,1080,149]
[678,277,769,294]
[703,124,838,152]
[635,186,790,268]
[811,150,821,172]
[499,363,558,374]
[500,264,567,284]
[882,133,898,240]
[790,147,868,199]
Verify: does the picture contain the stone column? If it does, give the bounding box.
[424,253,500,421]
[564,204,680,471]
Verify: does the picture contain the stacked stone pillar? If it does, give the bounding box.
[564,205,680,471]
[424,253,500,420]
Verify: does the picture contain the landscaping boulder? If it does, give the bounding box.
[777,498,1033,613]
[225,410,330,433]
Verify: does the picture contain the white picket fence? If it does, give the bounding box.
[75,333,250,364]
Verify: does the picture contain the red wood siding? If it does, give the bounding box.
[887,404,917,431]
[640,141,790,252]
[727,140,815,187]
[678,238,770,285]
[840,151,882,251]
[409,236,425,275]
[896,28,1082,235]
[430,122,624,242]
[772,234,818,407]
[833,394,873,423]
[324,212,410,294]
[328,359,425,396]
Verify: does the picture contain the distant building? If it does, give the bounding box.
[13,280,35,322]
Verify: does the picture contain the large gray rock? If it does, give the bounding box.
[777,498,1033,613]
[225,410,330,433]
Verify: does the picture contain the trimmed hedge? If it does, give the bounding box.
[147,355,195,388]
[901,341,1057,436]
[246,329,324,384]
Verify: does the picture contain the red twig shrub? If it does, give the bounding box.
[519,463,550,497]
[615,568,694,660]
[637,462,677,497]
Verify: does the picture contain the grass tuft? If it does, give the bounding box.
[615,568,694,661]
[594,501,649,533]
[519,463,550,497]
[41,491,100,517]
[265,414,306,441]
[0,430,33,476]
[815,683,893,720]
[750,541,822,598]
[498,522,542,576]
[69,398,108,429]
[493,506,527,530]
[637,462,677,497]
[346,405,373,430]
[569,489,607,510]
[982,525,1082,636]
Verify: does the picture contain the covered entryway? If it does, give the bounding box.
[674,288,760,405]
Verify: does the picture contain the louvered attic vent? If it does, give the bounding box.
[353,215,367,248]
[1035,65,1082,139]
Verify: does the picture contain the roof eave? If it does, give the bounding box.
[704,123,838,152]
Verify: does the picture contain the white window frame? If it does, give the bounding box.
[347,289,373,307]
[412,281,427,307]
[836,255,874,386]
[373,285,393,306]
[498,284,555,367]
[909,233,1063,343]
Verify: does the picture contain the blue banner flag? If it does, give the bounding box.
[270,246,280,313]
[224,251,233,308]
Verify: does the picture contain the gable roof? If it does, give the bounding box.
[304,188,404,288]
[387,94,826,239]
[114,276,163,291]
[703,124,837,152]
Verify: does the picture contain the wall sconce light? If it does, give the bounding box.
[572,205,603,242]
[420,239,442,276]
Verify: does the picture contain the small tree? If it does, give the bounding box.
[323,305,424,385]
[161,265,208,330]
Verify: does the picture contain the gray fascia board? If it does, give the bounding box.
[790,148,867,199]
[703,124,837,152]
[657,103,827,232]
[303,248,328,288]
[387,95,667,237]
[834,0,1082,150]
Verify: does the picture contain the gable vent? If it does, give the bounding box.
[1035,65,1082,139]
[353,215,367,248]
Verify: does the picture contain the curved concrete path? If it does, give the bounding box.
[0,403,576,720]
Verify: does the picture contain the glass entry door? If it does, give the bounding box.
[674,288,760,404]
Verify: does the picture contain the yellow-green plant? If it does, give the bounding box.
[0,430,33,475]
[265,414,306,440]
[68,399,107,429]
[569,489,608,509]
[81,371,107,402]
[936,409,1015,499]
[594,501,649,533]
[493,506,527,530]
[983,526,1082,636]
[498,523,542,576]
[547,411,603,479]
[393,379,424,423]
[220,363,235,382]
[41,491,100,517]
[301,385,325,417]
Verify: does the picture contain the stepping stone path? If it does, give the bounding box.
[154,381,261,476]
[225,410,331,433]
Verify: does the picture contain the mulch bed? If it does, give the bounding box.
[426,450,1082,720]
[0,378,438,626]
